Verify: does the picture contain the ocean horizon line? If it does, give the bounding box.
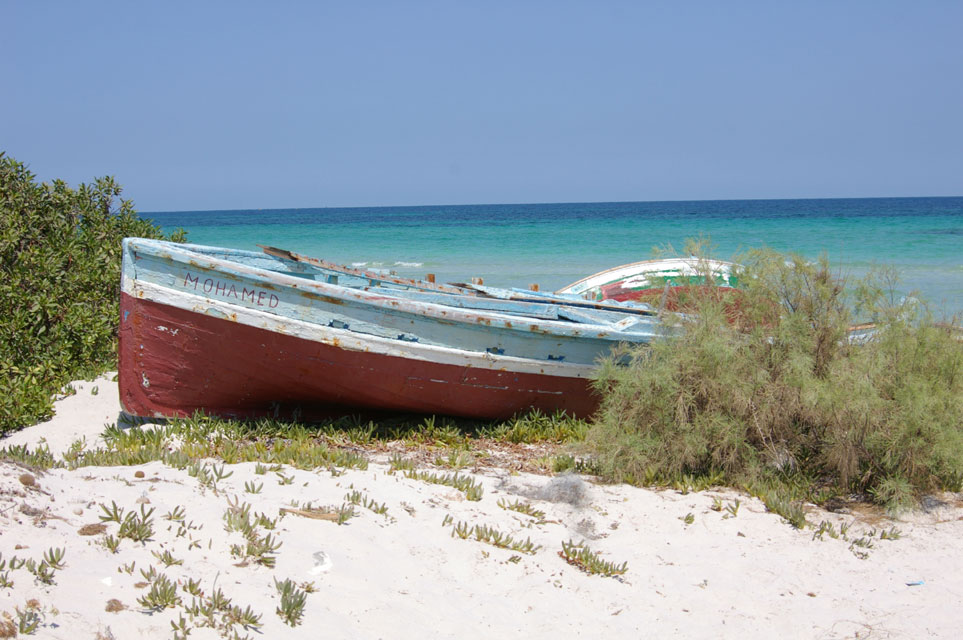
[142,194,963,216]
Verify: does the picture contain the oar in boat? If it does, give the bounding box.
[258,244,471,295]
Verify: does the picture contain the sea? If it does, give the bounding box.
[146,197,963,317]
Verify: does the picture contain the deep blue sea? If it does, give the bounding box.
[146,198,963,316]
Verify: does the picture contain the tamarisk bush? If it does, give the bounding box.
[588,247,963,512]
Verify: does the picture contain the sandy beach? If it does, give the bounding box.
[1,375,962,639]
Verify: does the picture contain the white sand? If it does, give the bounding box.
[1,378,962,639]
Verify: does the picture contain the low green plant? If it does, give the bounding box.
[472,524,540,554]
[812,520,901,559]
[759,492,807,529]
[446,520,541,554]
[388,453,416,472]
[183,577,203,597]
[558,540,628,577]
[0,443,59,470]
[274,578,307,627]
[230,533,283,567]
[450,520,473,539]
[276,472,295,485]
[812,520,842,541]
[345,490,389,516]
[24,559,56,585]
[20,549,64,585]
[140,564,158,583]
[480,410,589,443]
[137,573,181,610]
[405,470,484,501]
[164,506,186,522]
[170,613,191,640]
[181,582,262,636]
[151,549,182,567]
[222,602,262,631]
[497,498,545,520]
[549,454,601,475]
[224,497,283,567]
[879,526,902,540]
[849,535,875,559]
[99,501,125,524]
[435,450,473,470]
[211,463,233,482]
[333,503,355,525]
[551,454,577,473]
[41,547,65,571]
[118,504,155,542]
[15,601,44,634]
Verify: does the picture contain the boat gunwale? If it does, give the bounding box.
[125,238,668,342]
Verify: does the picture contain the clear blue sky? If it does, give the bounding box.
[4,1,962,211]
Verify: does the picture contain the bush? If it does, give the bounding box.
[0,153,185,431]
[587,249,963,511]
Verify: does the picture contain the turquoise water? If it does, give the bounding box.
[146,198,963,316]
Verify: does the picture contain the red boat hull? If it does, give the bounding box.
[118,293,599,421]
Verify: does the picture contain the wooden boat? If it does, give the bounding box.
[119,239,674,421]
[557,258,739,304]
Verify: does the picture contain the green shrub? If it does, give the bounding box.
[587,248,963,511]
[0,153,185,431]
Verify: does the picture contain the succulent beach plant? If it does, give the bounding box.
[497,498,546,520]
[137,573,181,610]
[344,490,389,516]
[388,453,416,472]
[274,578,307,627]
[558,540,627,577]
[223,497,283,567]
[405,470,484,501]
[445,520,541,554]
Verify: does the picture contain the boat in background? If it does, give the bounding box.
[119,239,675,422]
[559,257,881,342]
[558,258,739,304]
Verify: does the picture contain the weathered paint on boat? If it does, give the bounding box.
[119,239,667,420]
[125,240,670,366]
